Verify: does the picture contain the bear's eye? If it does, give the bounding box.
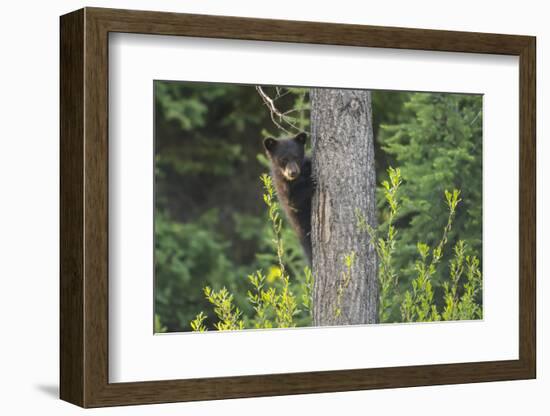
[280,158,288,165]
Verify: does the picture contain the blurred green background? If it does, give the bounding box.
[154,81,482,332]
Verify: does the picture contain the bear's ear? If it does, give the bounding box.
[294,132,307,146]
[263,137,278,153]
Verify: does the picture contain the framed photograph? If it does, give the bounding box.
[60,7,536,408]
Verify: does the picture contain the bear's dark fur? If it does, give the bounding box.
[263,132,313,263]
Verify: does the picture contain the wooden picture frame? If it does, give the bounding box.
[60,7,536,408]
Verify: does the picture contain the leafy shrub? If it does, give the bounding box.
[190,174,313,331]
[191,167,482,331]
[358,167,482,323]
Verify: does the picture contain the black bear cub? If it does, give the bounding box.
[263,132,313,264]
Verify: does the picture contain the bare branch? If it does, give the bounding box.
[256,86,309,136]
[256,86,285,118]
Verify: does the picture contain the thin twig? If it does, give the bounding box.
[470,110,482,126]
[273,89,291,101]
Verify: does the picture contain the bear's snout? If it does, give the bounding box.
[283,162,301,181]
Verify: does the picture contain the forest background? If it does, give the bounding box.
[154,81,483,332]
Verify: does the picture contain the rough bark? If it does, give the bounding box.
[310,88,378,326]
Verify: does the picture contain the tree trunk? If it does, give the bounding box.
[310,88,378,326]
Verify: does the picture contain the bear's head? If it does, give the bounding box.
[263,132,307,181]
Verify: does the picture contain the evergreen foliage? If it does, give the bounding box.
[377,93,482,301]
